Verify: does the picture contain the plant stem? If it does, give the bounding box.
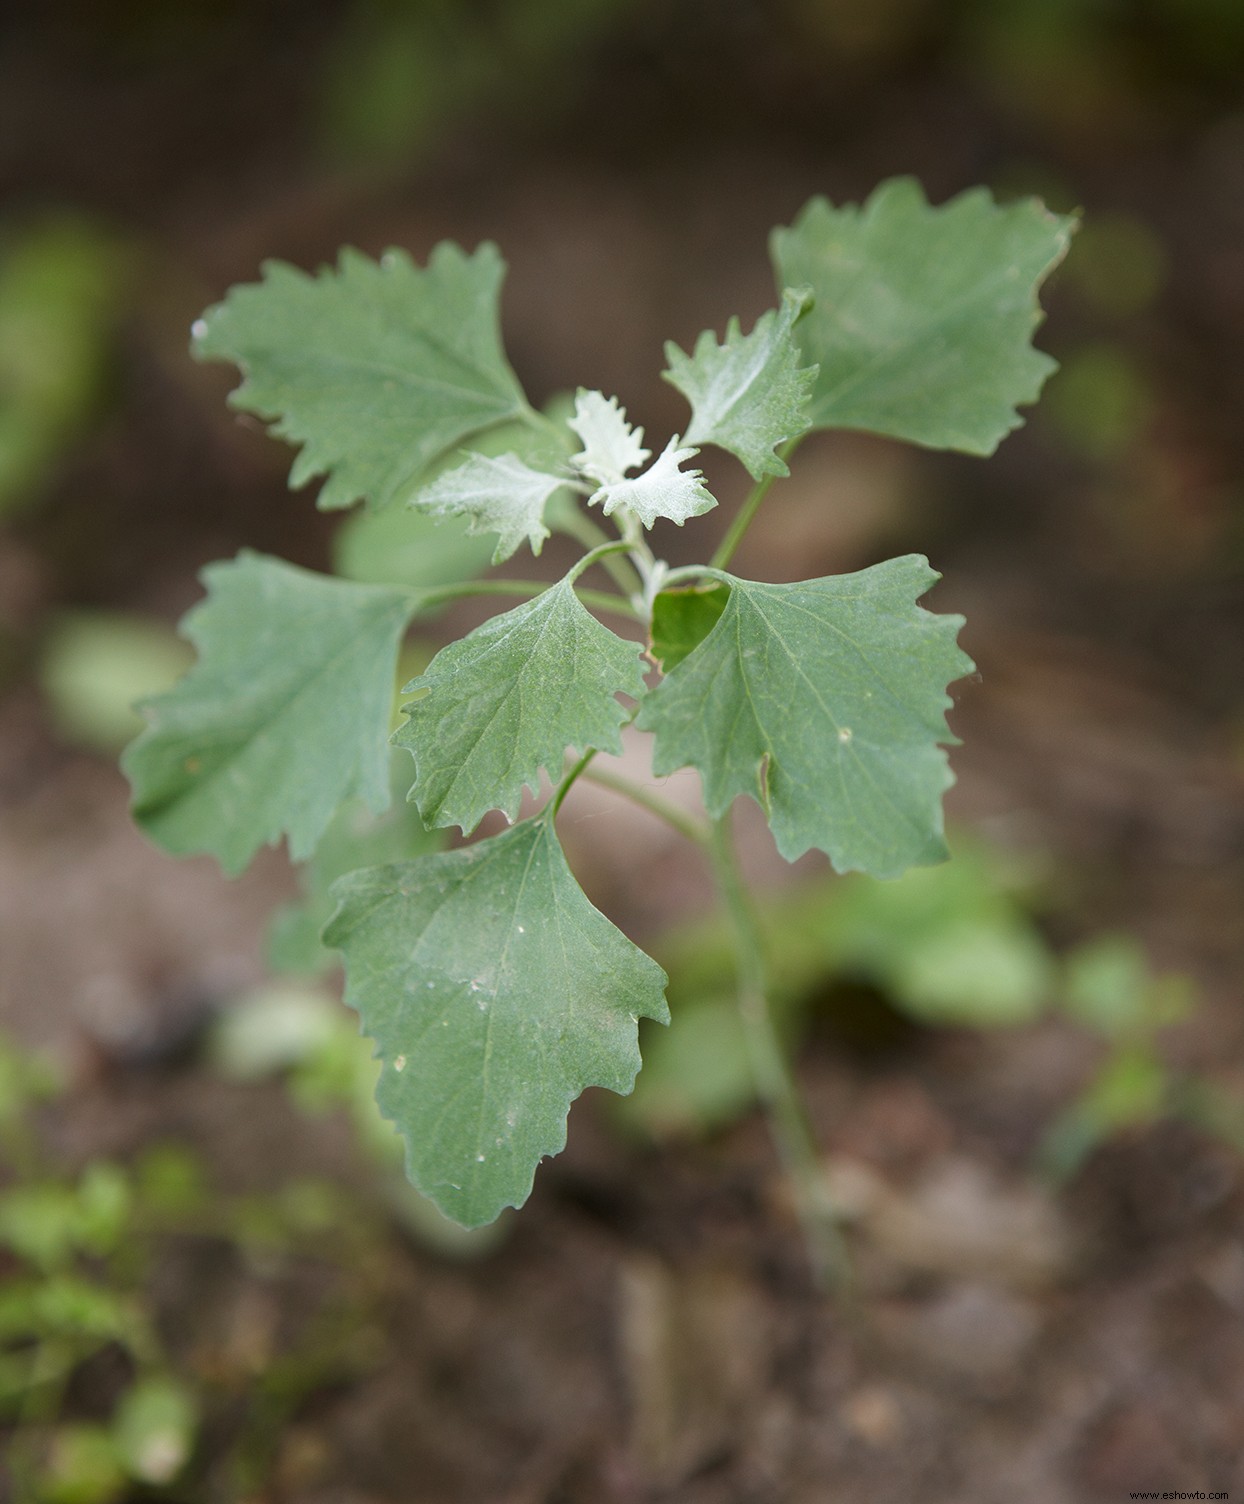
[709,435,803,571]
[554,505,645,600]
[411,578,639,621]
[547,748,598,819]
[707,815,851,1294]
[579,764,712,845]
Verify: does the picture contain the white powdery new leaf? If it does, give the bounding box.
[407,450,566,563]
[567,389,650,486]
[589,437,715,529]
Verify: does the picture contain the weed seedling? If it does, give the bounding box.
[123,180,1075,1279]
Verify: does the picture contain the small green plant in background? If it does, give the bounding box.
[0,1037,198,1502]
[0,1031,395,1501]
[620,842,1244,1175]
[121,178,1076,1273]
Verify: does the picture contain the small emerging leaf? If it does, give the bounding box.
[648,582,729,672]
[772,178,1076,455]
[395,577,646,833]
[637,557,973,878]
[123,552,414,875]
[408,450,566,563]
[193,242,528,511]
[324,818,669,1226]
[590,436,715,529]
[663,287,816,478]
[568,388,650,485]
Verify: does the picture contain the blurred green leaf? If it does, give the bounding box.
[1044,342,1151,460]
[0,1164,129,1269]
[333,502,498,594]
[1064,213,1166,320]
[267,750,447,978]
[817,842,1055,1025]
[0,215,128,517]
[207,983,344,1080]
[40,613,192,754]
[0,1275,136,1344]
[111,1375,197,1486]
[620,997,756,1138]
[1041,1044,1170,1179]
[37,1423,126,1504]
[133,1145,206,1218]
[0,1031,62,1127]
[1060,934,1193,1036]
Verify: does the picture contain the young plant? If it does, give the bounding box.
[123,179,1074,1263]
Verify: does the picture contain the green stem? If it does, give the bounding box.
[554,505,645,600]
[411,578,639,621]
[579,764,712,846]
[709,435,803,571]
[547,748,598,819]
[707,815,850,1293]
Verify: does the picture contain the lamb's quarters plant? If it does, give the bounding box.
[123,178,1076,1267]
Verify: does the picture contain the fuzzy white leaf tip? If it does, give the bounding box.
[568,389,651,487]
[589,437,715,529]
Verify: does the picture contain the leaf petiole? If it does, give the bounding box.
[409,577,639,621]
[577,763,711,846]
[551,503,645,600]
[709,434,803,571]
[547,748,599,820]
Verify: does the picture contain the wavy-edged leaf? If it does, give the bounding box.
[193,242,529,511]
[636,556,974,878]
[663,287,816,478]
[771,178,1076,455]
[395,577,646,833]
[589,437,714,529]
[123,552,414,875]
[324,818,669,1227]
[407,450,565,563]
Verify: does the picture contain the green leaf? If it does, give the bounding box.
[333,501,497,592]
[663,287,816,478]
[637,556,973,878]
[123,552,414,875]
[323,818,669,1226]
[267,751,446,976]
[771,178,1076,455]
[395,577,645,833]
[408,450,565,563]
[589,437,715,529]
[193,242,529,511]
[111,1377,197,1486]
[648,582,729,672]
[816,844,1055,1027]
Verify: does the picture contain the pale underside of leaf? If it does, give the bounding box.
[663,287,817,479]
[395,578,647,834]
[193,241,530,511]
[407,449,567,563]
[636,556,975,879]
[771,177,1076,455]
[323,818,669,1227]
[589,436,715,529]
[122,551,415,876]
